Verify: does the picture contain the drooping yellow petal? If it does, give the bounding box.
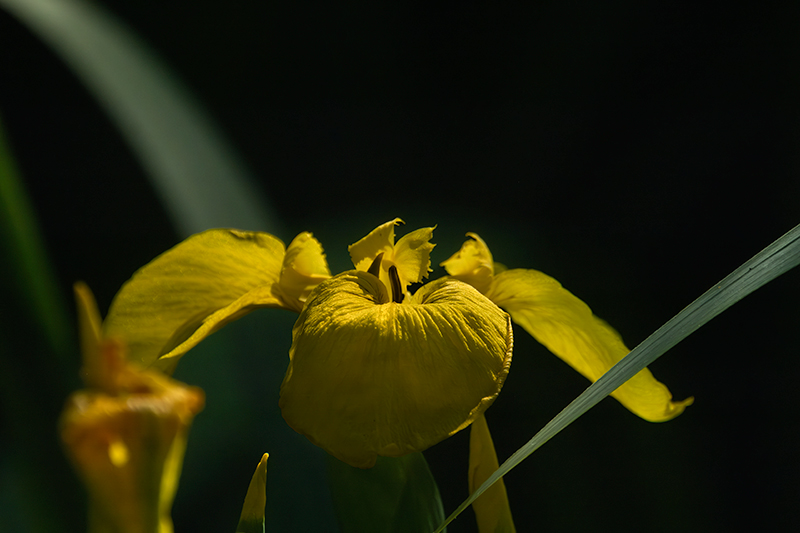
[103,229,320,372]
[488,269,693,422]
[469,415,515,533]
[236,453,269,533]
[441,233,495,294]
[279,273,513,468]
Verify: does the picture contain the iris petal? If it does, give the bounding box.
[488,269,693,422]
[278,232,331,312]
[441,233,495,294]
[279,273,513,468]
[348,219,436,298]
[348,218,404,272]
[104,229,300,372]
[62,284,204,533]
[391,226,436,289]
[469,415,515,533]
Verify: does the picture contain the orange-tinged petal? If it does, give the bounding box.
[62,287,204,533]
[279,273,513,468]
[488,269,692,421]
[469,414,515,533]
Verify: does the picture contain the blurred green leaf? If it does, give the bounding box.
[1,0,278,236]
[437,222,800,531]
[327,452,446,533]
[0,114,83,532]
[0,112,72,360]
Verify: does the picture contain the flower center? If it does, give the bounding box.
[366,253,404,303]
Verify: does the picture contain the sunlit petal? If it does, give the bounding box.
[348,218,403,272]
[280,273,513,468]
[469,415,515,533]
[441,233,495,294]
[278,232,331,312]
[488,269,692,421]
[391,225,436,290]
[104,229,290,372]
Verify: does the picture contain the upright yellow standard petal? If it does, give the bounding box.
[487,269,693,422]
[348,218,404,272]
[469,415,515,533]
[279,273,513,468]
[104,229,326,372]
[441,233,495,295]
[391,225,436,289]
[348,219,436,298]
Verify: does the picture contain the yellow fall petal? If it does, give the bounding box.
[488,269,693,422]
[441,233,495,294]
[279,273,513,468]
[104,229,319,372]
[469,415,515,533]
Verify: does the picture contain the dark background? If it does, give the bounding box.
[2,1,799,531]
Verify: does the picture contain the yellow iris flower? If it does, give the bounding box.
[60,283,205,533]
[101,218,691,529]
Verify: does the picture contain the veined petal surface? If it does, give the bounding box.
[280,273,513,468]
[488,269,692,422]
[104,229,292,372]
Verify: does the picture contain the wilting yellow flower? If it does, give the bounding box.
[60,283,204,533]
[102,219,690,471]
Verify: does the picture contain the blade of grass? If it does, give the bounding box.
[1,0,278,236]
[435,222,800,532]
